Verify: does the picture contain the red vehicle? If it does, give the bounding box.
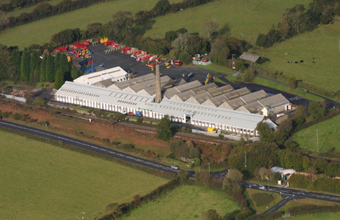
[173,60,182,66]
[127,112,134,116]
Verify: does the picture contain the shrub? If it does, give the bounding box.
[137,117,143,125]
[123,144,134,150]
[0,111,10,118]
[218,134,224,140]
[251,193,274,207]
[13,113,21,120]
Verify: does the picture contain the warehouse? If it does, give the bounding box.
[170,83,219,102]
[201,87,251,107]
[55,81,272,136]
[137,80,176,96]
[220,90,269,110]
[185,85,235,105]
[73,66,128,85]
[163,80,202,99]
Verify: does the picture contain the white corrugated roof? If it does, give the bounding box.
[73,66,127,85]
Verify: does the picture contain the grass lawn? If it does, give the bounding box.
[69,104,91,112]
[121,185,240,220]
[144,0,312,42]
[251,78,324,102]
[246,188,282,213]
[288,212,340,220]
[293,114,340,153]
[0,0,179,49]
[8,0,66,17]
[0,130,168,220]
[252,20,340,92]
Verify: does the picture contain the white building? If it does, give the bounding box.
[55,81,271,136]
[73,66,128,86]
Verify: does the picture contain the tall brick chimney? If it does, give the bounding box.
[155,64,162,103]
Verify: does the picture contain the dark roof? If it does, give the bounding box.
[239,52,260,63]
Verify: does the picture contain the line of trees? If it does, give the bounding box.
[256,1,340,48]
[0,0,107,31]
[0,44,72,89]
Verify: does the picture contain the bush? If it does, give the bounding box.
[137,117,143,125]
[218,134,224,140]
[251,193,274,207]
[123,144,134,151]
[0,111,10,118]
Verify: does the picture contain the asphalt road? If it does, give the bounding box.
[0,120,188,175]
[239,181,340,214]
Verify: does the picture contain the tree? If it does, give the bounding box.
[33,2,52,18]
[201,20,219,41]
[186,35,208,56]
[59,53,69,77]
[71,65,79,80]
[45,54,55,82]
[156,115,172,141]
[199,209,220,220]
[54,52,61,72]
[110,11,134,41]
[308,101,326,119]
[34,97,46,107]
[30,50,40,82]
[178,170,188,182]
[171,32,189,51]
[256,122,273,142]
[20,48,30,81]
[288,77,297,89]
[258,167,268,180]
[256,33,268,47]
[11,49,21,78]
[54,69,64,90]
[293,105,307,126]
[278,119,293,136]
[40,54,47,82]
[313,159,328,174]
[164,30,178,42]
[302,156,310,170]
[153,0,171,16]
[226,169,243,181]
[0,10,10,26]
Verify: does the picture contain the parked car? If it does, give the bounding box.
[259,185,265,190]
[182,72,187,77]
[188,72,194,77]
[121,110,127,114]
[127,112,134,116]
[171,165,179,170]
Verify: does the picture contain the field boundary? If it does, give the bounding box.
[0,125,176,179]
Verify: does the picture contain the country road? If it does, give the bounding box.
[239,181,340,215]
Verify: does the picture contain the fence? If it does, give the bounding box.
[192,129,259,141]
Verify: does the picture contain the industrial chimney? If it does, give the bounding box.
[155,64,162,103]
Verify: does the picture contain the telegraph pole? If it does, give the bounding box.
[244,151,247,168]
[338,37,340,53]
[316,129,319,153]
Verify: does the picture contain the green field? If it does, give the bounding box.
[253,20,340,92]
[144,0,312,41]
[121,185,239,220]
[0,130,168,220]
[293,114,340,153]
[8,0,66,17]
[287,212,340,220]
[0,0,179,49]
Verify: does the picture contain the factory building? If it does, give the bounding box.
[60,69,292,137]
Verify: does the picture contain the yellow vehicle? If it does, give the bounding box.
[207,127,217,133]
[205,73,210,85]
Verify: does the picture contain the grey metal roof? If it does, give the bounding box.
[258,93,290,109]
[240,90,268,103]
[107,73,155,90]
[171,83,218,102]
[185,84,234,105]
[223,87,251,100]
[239,52,260,63]
[94,79,114,88]
[163,80,202,99]
[137,80,175,96]
[123,75,172,93]
[73,66,127,85]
